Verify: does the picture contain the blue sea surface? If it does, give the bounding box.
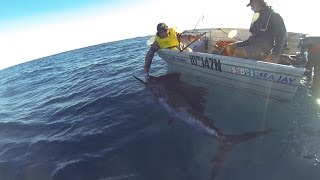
[0,36,320,180]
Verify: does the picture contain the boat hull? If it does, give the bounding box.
[157,49,305,101]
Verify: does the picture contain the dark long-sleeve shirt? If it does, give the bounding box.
[244,6,287,55]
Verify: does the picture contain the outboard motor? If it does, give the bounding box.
[299,35,320,97]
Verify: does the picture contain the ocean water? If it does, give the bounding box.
[0,36,320,180]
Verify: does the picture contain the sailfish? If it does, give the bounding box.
[133,73,271,178]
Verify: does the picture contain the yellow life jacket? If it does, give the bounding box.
[155,28,180,49]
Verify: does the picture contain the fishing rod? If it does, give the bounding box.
[179,14,206,52]
[180,14,204,35]
[180,32,206,52]
[191,14,204,34]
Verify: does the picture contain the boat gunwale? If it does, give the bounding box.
[158,49,306,77]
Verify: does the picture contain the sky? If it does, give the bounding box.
[0,0,318,70]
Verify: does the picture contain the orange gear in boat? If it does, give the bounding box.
[216,41,234,56]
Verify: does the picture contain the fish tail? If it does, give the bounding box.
[222,128,272,144]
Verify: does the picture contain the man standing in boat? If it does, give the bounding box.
[225,0,287,63]
[144,23,202,73]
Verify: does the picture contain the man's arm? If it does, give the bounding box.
[265,13,287,63]
[144,42,160,73]
[270,13,287,54]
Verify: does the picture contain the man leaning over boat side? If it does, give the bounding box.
[144,23,202,74]
[225,0,287,63]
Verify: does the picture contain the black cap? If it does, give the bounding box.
[247,0,263,7]
[157,23,169,32]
